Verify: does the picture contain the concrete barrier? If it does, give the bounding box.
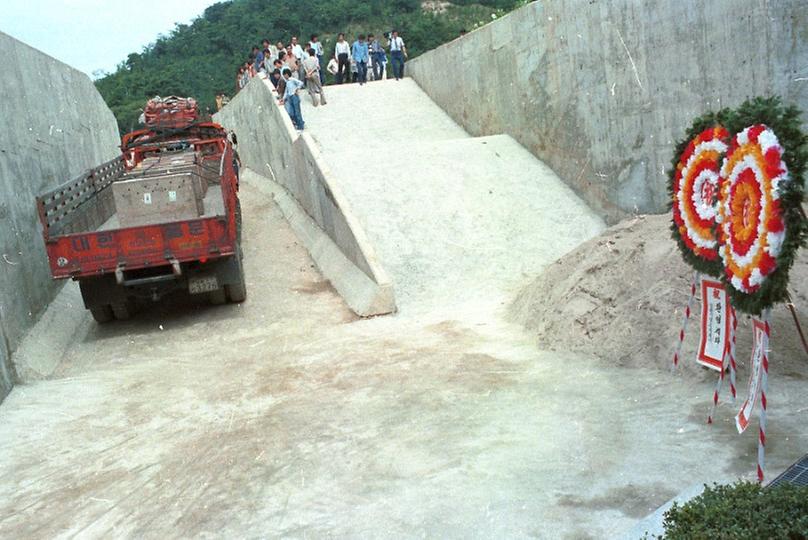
[0,32,120,402]
[407,0,808,223]
[214,78,395,316]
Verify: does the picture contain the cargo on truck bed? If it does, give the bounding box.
[143,96,199,130]
[36,121,245,323]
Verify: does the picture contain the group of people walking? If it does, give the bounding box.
[235,31,409,91]
[327,31,408,84]
[233,31,409,131]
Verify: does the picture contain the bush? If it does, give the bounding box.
[655,481,808,539]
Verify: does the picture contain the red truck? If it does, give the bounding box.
[36,100,245,322]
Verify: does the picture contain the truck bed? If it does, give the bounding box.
[37,140,239,280]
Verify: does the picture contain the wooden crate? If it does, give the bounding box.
[113,172,204,227]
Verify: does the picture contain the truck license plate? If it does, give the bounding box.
[189,276,219,294]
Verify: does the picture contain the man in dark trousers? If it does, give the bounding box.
[388,30,407,80]
[334,33,351,84]
[351,34,369,85]
[368,33,386,81]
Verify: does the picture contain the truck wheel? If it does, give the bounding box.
[90,305,114,324]
[111,302,132,320]
[226,280,247,303]
[209,288,227,305]
[225,249,247,303]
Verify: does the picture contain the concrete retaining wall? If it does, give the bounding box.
[408,0,808,223]
[0,32,120,402]
[214,78,395,316]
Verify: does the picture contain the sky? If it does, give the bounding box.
[0,0,220,77]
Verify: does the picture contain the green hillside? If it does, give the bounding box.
[94,0,526,133]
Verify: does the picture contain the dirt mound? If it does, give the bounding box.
[509,214,808,378]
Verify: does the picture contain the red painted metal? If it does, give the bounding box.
[37,122,239,281]
[143,96,199,130]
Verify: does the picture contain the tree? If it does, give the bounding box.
[95,0,523,133]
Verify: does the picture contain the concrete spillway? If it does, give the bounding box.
[3,21,807,538]
[0,31,120,402]
[301,79,605,315]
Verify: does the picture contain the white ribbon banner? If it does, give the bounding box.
[735,318,768,434]
[697,278,730,371]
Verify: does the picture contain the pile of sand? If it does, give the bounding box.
[509,214,808,378]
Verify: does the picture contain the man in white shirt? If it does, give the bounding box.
[326,56,339,82]
[290,36,306,61]
[262,39,276,61]
[290,36,308,82]
[334,33,351,84]
[389,30,407,81]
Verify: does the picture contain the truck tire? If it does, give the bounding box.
[225,248,247,303]
[226,280,246,303]
[90,305,114,324]
[209,288,227,305]
[111,302,132,321]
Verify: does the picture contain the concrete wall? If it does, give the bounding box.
[408,0,808,223]
[0,32,120,402]
[214,78,395,316]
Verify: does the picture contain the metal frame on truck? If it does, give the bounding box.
[36,122,245,322]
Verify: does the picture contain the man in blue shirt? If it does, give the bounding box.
[252,45,264,73]
[351,34,369,85]
[280,68,305,130]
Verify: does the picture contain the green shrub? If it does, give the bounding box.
[655,481,808,539]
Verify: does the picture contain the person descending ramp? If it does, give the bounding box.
[301,79,605,316]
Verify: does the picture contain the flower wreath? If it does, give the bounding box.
[718,97,807,315]
[669,111,733,277]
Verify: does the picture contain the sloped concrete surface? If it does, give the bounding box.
[302,79,605,315]
[0,32,120,401]
[408,0,808,222]
[243,167,395,317]
[214,78,395,316]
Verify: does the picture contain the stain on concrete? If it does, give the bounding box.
[292,280,336,296]
[557,483,678,518]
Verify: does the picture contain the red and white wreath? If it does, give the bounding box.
[672,126,730,262]
[717,124,789,294]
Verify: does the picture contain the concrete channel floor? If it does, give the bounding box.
[1,174,806,538]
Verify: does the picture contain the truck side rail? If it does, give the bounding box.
[36,157,126,239]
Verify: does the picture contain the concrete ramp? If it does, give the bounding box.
[214,78,395,317]
[302,79,605,314]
